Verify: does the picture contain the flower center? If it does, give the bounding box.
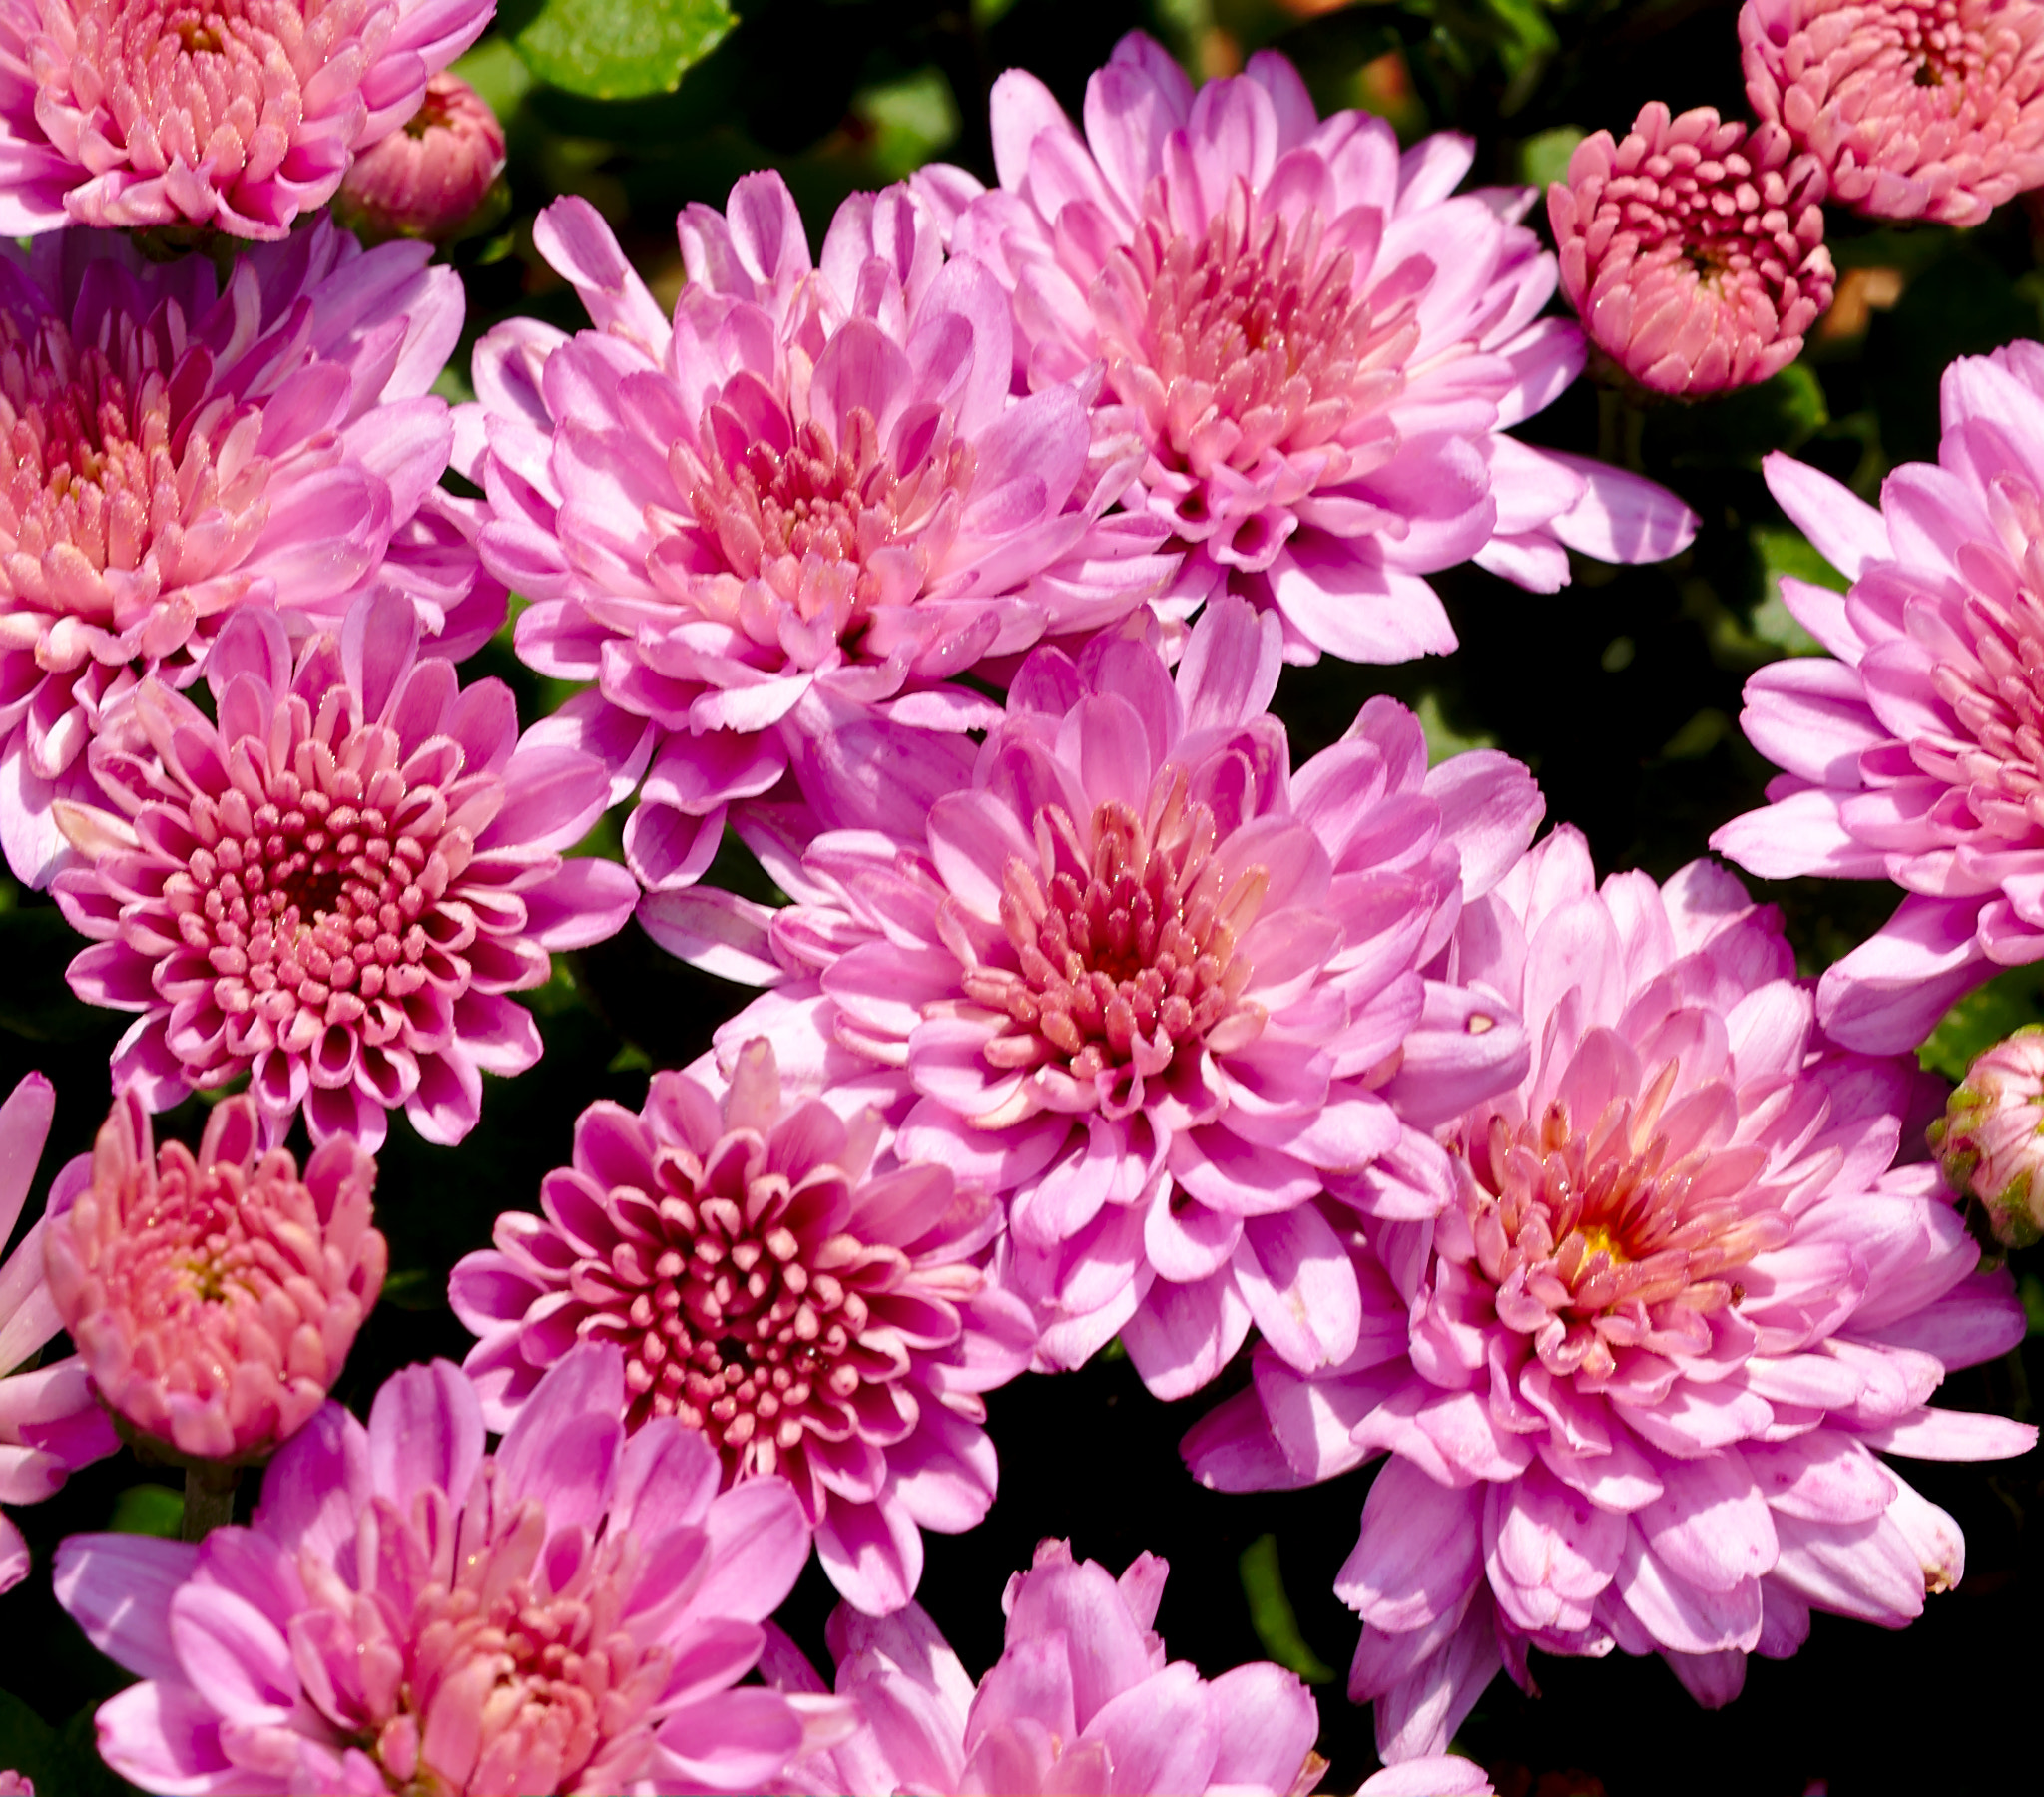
[1916,550,2044,843]
[1884,0,1992,111]
[963,771,1271,1098]
[66,0,332,176]
[176,716,477,1066]
[138,1184,253,1307]
[1093,178,1412,491]
[329,1474,671,1795]
[568,1166,906,1478]
[684,402,974,640]
[2,320,168,605]
[1459,1065,1790,1384]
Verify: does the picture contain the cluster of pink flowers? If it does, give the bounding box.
[0,11,2035,1797]
[0,0,495,238]
[1546,2,2044,396]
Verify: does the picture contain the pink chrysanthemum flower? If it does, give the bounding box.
[0,0,495,238]
[1186,828,2037,1761]
[1548,103,1835,398]
[0,1771,27,1794]
[45,1087,385,1464]
[55,1342,851,1794]
[770,1538,1324,1797]
[49,591,638,1149]
[449,1036,1037,1616]
[644,597,1541,1401]
[0,1072,121,1594]
[0,222,502,889]
[467,176,1176,893]
[927,31,1696,664]
[1743,0,2044,227]
[1713,342,2044,1051]
[336,69,506,243]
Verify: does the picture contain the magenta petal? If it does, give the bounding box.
[1205,1661,1317,1790]
[1082,1661,1219,1791]
[1335,1460,1484,1632]
[366,1360,484,1508]
[53,1534,202,1681]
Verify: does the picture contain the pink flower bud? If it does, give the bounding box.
[336,72,507,243]
[44,1090,387,1466]
[1547,102,1835,396]
[0,1771,30,1795]
[1932,1025,2044,1245]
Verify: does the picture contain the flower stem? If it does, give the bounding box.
[182,1463,240,1542]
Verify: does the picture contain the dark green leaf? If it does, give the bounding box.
[1238,1535,1336,1684]
[510,0,735,100]
[1654,362,1828,470]
[106,1485,184,1540]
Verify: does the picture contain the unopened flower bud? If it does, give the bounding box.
[1547,102,1834,396]
[44,1090,387,1467]
[1931,1025,2044,1247]
[336,72,508,243]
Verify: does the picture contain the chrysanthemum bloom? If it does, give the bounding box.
[0,0,496,238]
[772,1538,1324,1797]
[335,70,505,243]
[0,222,502,888]
[1713,342,2044,1051]
[1743,0,2044,226]
[450,1037,1037,1615]
[1930,1026,2044,1244]
[468,176,1177,893]
[50,591,638,1149]
[1547,102,1835,398]
[1185,828,2037,1760]
[0,1771,28,1794]
[0,1072,121,1594]
[56,1342,850,1794]
[927,31,1697,664]
[45,1087,385,1465]
[645,597,1541,1400]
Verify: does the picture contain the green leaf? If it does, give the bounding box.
[450,36,534,122]
[1747,525,1837,658]
[510,0,735,100]
[1516,125,1582,191]
[1657,362,1828,470]
[854,67,960,181]
[380,1266,452,1312]
[1414,690,1498,765]
[107,1484,185,1539]
[1239,1535,1335,1683]
[1919,965,2044,1083]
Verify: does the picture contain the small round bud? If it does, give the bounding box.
[1930,1025,2044,1248]
[44,1090,387,1468]
[336,73,508,244]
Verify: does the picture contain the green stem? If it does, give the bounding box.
[181,1462,240,1542]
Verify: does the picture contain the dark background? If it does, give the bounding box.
[2,1,2039,1791]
